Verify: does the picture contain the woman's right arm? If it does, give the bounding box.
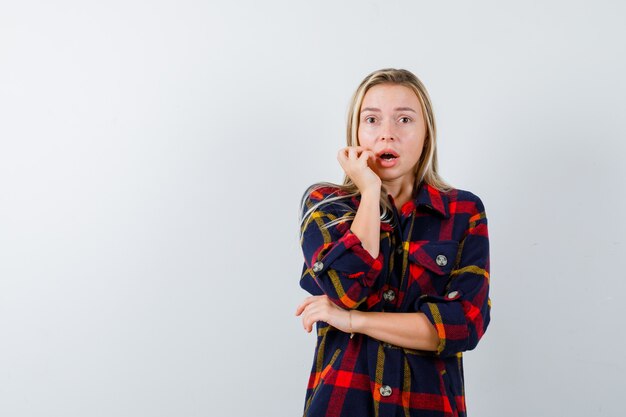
[299,147,383,310]
[349,189,381,258]
[337,146,381,258]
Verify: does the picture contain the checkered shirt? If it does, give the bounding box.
[299,182,491,417]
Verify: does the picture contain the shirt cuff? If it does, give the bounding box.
[309,227,384,288]
[417,292,471,356]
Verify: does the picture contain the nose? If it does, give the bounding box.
[379,119,395,141]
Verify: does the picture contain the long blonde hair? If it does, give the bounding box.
[300,68,451,233]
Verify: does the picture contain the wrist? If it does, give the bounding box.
[360,188,381,200]
[348,310,354,338]
[350,310,365,334]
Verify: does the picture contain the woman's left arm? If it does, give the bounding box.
[296,192,490,355]
[295,296,439,351]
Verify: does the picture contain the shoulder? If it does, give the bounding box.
[417,182,486,218]
[439,186,487,216]
[300,182,358,218]
[446,188,485,215]
[302,183,351,202]
[301,183,356,207]
[452,188,484,205]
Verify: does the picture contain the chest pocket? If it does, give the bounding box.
[407,240,459,296]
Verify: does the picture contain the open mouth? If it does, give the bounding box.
[380,153,397,160]
[377,149,399,160]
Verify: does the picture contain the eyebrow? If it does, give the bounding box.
[360,107,417,113]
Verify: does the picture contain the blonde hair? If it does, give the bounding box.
[300,68,451,234]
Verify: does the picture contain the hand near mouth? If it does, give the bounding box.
[337,146,382,195]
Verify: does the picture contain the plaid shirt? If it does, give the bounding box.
[299,182,490,417]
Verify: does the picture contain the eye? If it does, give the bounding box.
[399,117,411,123]
[365,116,376,124]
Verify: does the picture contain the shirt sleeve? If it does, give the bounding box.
[416,194,491,357]
[299,189,384,309]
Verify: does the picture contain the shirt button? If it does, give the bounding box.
[383,289,396,302]
[312,261,324,273]
[447,291,459,299]
[379,385,392,397]
[435,254,448,266]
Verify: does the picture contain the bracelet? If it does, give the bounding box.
[349,310,354,339]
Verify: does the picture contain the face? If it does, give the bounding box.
[357,83,426,184]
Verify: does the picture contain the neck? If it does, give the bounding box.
[383,176,416,209]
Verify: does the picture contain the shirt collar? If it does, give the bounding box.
[384,182,450,225]
[414,182,450,218]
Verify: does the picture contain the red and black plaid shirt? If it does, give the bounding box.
[299,182,491,417]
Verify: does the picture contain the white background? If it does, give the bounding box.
[1,1,625,416]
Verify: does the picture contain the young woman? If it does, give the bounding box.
[295,68,491,417]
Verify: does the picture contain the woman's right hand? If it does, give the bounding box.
[337,146,381,195]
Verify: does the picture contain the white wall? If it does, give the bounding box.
[1,1,624,416]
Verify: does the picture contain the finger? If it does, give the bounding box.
[295,304,304,316]
[295,299,308,316]
[337,147,349,162]
[303,313,314,332]
[337,153,348,169]
[304,309,321,333]
[361,151,378,168]
[295,296,315,315]
[353,146,373,156]
[358,149,376,165]
[301,310,315,332]
[295,300,314,316]
[301,303,324,332]
[357,150,371,163]
[359,149,375,159]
